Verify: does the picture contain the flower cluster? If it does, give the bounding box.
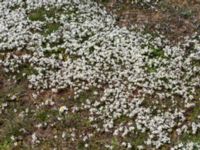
[132,0,160,6]
[0,0,200,148]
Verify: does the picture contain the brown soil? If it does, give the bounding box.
[97,0,200,43]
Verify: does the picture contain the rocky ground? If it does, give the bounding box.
[0,0,200,150]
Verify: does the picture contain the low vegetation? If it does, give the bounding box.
[0,0,200,149]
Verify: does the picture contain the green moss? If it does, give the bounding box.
[8,125,21,137]
[15,64,38,82]
[43,48,62,56]
[0,54,4,60]
[187,103,200,121]
[149,47,165,58]
[111,137,121,149]
[143,44,166,60]
[179,8,193,19]
[28,8,46,21]
[46,8,59,18]
[130,132,147,148]
[0,139,11,150]
[101,0,109,3]
[121,4,129,12]
[36,111,48,122]
[81,35,91,43]
[10,5,20,10]
[28,6,61,21]
[69,54,80,60]
[146,65,157,73]
[1,118,25,141]
[115,115,130,124]
[21,65,37,76]
[36,109,58,122]
[192,60,200,67]
[77,88,99,104]
[180,133,200,145]
[44,23,60,35]
[77,141,86,150]
[89,46,95,54]
[44,48,68,61]
[65,112,90,127]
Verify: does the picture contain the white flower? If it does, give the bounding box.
[59,106,68,114]
[127,143,132,149]
[31,133,37,144]
[62,132,66,139]
[10,95,17,100]
[52,88,58,93]
[84,144,89,148]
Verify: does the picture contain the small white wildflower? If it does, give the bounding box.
[137,145,144,150]
[52,88,58,93]
[122,142,126,147]
[59,106,68,114]
[10,95,17,100]
[127,143,132,149]
[84,143,89,148]
[32,93,38,99]
[10,135,15,141]
[14,142,18,146]
[32,133,37,144]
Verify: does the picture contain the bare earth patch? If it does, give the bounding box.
[98,0,200,43]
